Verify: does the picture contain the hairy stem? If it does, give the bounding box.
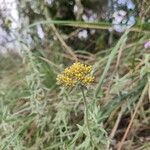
[80,87,92,144]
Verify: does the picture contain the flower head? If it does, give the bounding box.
[56,62,94,87]
[144,41,150,49]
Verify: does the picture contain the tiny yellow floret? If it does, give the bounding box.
[82,76,94,85]
[56,62,94,87]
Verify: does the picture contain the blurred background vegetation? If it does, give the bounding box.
[0,0,150,149]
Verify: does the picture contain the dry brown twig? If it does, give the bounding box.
[50,24,78,61]
[109,104,127,140]
[44,8,78,61]
[117,83,149,150]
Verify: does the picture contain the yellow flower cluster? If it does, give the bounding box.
[57,62,94,87]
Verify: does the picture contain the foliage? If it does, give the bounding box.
[0,0,150,150]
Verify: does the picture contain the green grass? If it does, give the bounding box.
[0,20,150,150]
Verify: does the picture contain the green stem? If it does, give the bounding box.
[81,87,100,149]
[80,87,92,144]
